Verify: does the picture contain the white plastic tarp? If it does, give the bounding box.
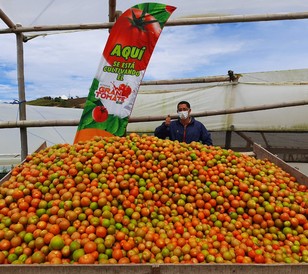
[0,104,81,157]
[129,69,308,132]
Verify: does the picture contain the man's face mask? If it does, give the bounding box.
[178,110,189,120]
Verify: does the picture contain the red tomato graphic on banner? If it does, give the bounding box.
[92,106,109,122]
[119,84,132,98]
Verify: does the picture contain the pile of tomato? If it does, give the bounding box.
[0,133,307,264]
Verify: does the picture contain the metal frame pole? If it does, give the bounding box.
[16,26,28,160]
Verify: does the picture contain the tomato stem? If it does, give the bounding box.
[129,9,158,31]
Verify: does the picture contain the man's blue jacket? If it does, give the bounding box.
[154,117,213,146]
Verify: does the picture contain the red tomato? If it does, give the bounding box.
[103,8,162,71]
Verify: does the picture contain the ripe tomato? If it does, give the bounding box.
[78,254,95,264]
[254,254,265,263]
[103,8,162,71]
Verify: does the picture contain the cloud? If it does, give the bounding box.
[147,18,308,78]
[2,29,110,100]
[146,24,246,79]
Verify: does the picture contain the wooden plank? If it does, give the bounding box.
[1,262,308,274]
[253,143,308,186]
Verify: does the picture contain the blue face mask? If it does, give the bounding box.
[177,111,189,120]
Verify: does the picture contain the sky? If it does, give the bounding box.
[1,0,308,102]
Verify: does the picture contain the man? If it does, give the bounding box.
[154,101,213,145]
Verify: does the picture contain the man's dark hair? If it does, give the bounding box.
[177,101,190,109]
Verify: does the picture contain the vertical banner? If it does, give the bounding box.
[74,2,176,143]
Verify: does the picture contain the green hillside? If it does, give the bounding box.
[27,97,86,108]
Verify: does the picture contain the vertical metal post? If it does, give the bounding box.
[16,28,28,160]
[109,0,117,22]
[225,130,232,149]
